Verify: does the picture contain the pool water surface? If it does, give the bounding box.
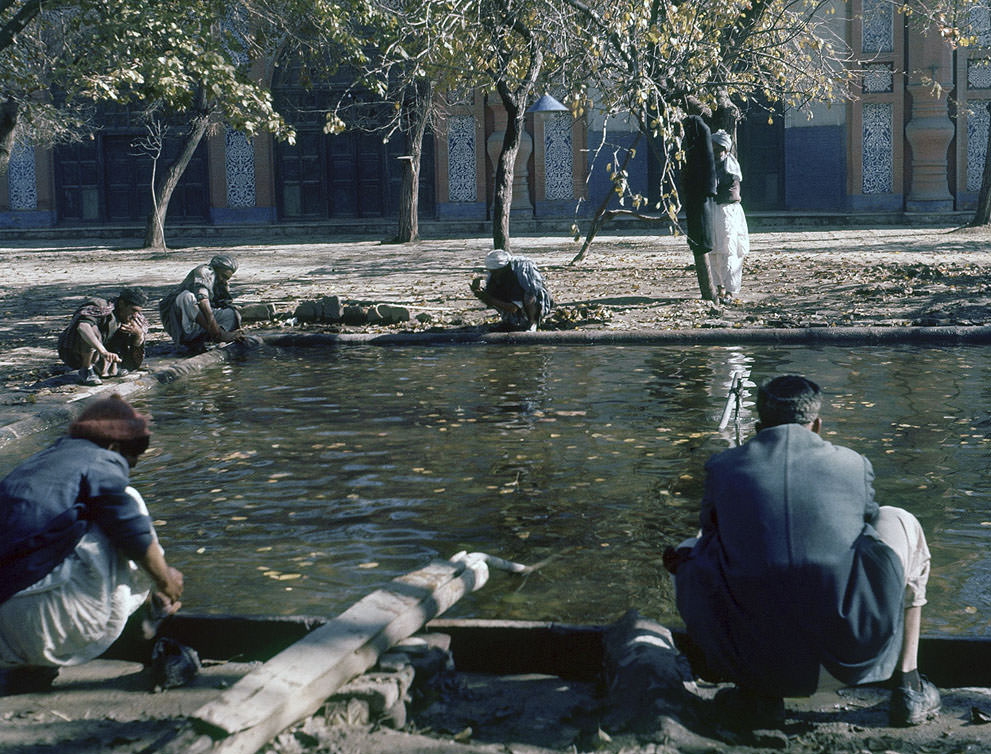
[6,343,991,635]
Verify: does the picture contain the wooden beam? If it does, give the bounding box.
[154,556,488,754]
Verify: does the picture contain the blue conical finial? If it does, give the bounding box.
[527,94,569,113]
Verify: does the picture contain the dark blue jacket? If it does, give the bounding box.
[676,424,904,696]
[0,437,154,604]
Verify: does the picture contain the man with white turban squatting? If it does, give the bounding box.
[159,254,244,352]
[0,394,184,694]
[470,250,554,331]
[710,129,750,305]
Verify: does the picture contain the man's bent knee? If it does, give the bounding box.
[875,506,930,608]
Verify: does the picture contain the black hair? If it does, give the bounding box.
[117,287,148,307]
[756,375,822,427]
[117,435,151,458]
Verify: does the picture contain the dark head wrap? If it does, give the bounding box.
[117,287,148,307]
[69,394,151,444]
[209,255,238,274]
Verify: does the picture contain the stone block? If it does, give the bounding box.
[601,609,697,734]
[366,305,384,325]
[329,666,415,729]
[240,303,276,322]
[293,301,319,322]
[378,304,410,324]
[342,304,367,325]
[322,696,370,727]
[318,295,342,322]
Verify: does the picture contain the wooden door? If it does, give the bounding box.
[736,106,785,211]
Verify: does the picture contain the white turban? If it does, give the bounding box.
[711,130,732,151]
[711,130,742,180]
[485,250,513,270]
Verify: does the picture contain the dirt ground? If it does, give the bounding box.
[3,223,991,753]
[4,223,991,395]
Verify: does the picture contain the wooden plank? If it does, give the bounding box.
[157,556,487,754]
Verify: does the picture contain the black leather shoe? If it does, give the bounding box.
[890,676,940,726]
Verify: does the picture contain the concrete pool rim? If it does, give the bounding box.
[3,322,991,451]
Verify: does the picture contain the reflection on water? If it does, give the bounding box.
[5,344,991,634]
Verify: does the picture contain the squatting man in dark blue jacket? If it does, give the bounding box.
[0,394,184,693]
[668,375,939,729]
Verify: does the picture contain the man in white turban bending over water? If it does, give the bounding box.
[470,249,554,331]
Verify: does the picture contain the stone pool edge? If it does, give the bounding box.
[0,343,245,452]
[263,323,991,346]
[4,323,991,451]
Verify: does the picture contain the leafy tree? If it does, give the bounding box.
[73,0,292,248]
[558,0,856,277]
[321,0,444,244]
[276,0,473,244]
[475,0,548,252]
[319,0,572,250]
[0,2,97,175]
[0,1,294,247]
[560,0,991,272]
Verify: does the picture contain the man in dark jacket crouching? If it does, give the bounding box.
[669,375,938,729]
[0,395,183,693]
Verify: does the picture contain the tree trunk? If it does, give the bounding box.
[971,101,991,227]
[0,98,19,175]
[492,97,524,252]
[693,246,717,301]
[0,0,42,59]
[395,79,432,244]
[142,110,210,250]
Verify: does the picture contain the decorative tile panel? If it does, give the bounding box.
[8,142,36,210]
[447,115,477,202]
[862,102,893,194]
[543,113,573,201]
[862,63,893,93]
[223,3,250,66]
[968,100,991,192]
[969,58,991,90]
[969,3,991,48]
[862,0,893,54]
[226,126,256,208]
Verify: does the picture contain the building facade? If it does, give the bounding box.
[1,1,988,230]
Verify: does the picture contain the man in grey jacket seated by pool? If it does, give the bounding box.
[667,374,939,729]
